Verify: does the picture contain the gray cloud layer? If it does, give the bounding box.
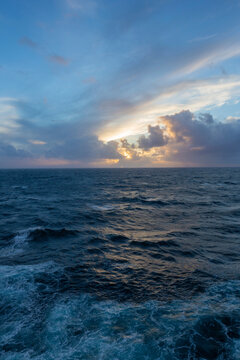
[0,142,30,158]
[46,136,121,161]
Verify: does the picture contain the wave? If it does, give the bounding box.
[44,281,240,360]
[27,228,79,242]
[120,195,186,207]
[0,227,79,257]
[89,204,117,211]
[11,185,28,190]
[130,239,180,249]
[0,227,40,257]
[141,197,168,205]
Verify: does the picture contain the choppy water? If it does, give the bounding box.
[0,168,239,359]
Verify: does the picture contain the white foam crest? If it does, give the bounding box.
[11,185,28,189]
[144,197,163,202]
[89,204,116,211]
[0,262,58,352]
[1,277,239,359]
[0,227,41,257]
[41,280,240,360]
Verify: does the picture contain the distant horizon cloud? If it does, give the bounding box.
[134,110,240,166]
[0,108,240,167]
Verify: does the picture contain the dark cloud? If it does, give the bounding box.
[161,110,240,165]
[198,113,214,124]
[138,125,168,150]
[0,130,122,167]
[0,142,31,158]
[132,110,240,165]
[0,101,122,165]
[121,138,135,150]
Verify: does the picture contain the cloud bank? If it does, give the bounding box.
[132,110,240,166]
[0,104,240,167]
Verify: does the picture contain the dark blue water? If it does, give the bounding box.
[0,168,239,359]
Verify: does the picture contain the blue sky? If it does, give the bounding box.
[1,0,240,167]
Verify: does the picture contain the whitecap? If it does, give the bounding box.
[1,267,239,360]
[41,280,240,359]
[89,204,116,211]
[0,261,58,357]
[0,227,41,257]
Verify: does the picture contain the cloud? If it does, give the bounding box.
[0,142,30,158]
[4,1,240,168]
[119,138,139,160]
[19,37,69,67]
[29,140,46,145]
[66,0,97,14]
[109,110,240,167]
[16,23,240,145]
[138,125,168,150]
[118,110,240,166]
[1,102,240,166]
[83,77,97,84]
[46,135,121,161]
[159,110,240,165]
[19,37,38,48]
[188,34,217,43]
[49,54,70,66]
[99,75,240,141]
[0,98,123,166]
[0,97,20,134]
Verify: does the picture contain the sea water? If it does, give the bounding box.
[0,168,239,359]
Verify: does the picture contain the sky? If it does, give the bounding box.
[1,0,240,167]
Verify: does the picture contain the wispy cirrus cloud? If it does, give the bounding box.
[49,54,70,66]
[29,139,46,145]
[19,37,38,48]
[0,97,20,134]
[19,37,69,66]
[66,0,97,14]
[188,34,217,43]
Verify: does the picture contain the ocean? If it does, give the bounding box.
[0,168,239,359]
